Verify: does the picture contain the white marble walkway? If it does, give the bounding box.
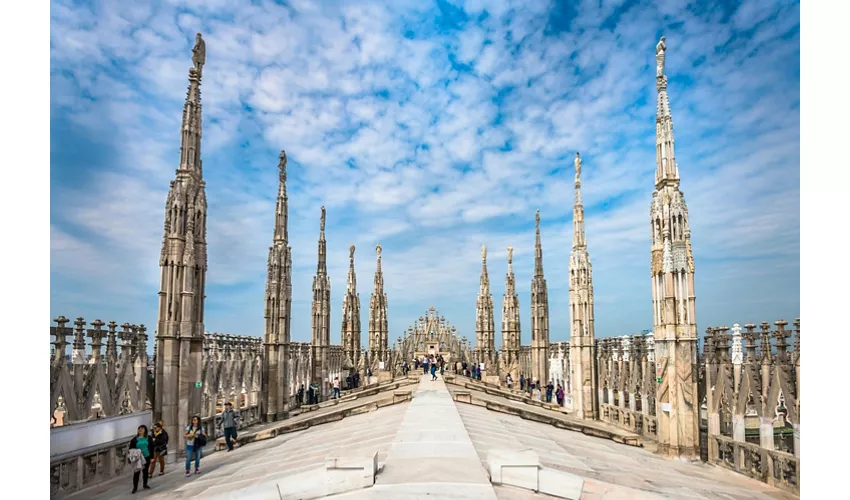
[333,374,498,499]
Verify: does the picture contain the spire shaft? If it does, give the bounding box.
[317,206,327,274]
[273,151,288,243]
[655,35,680,188]
[573,153,586,250]
[534,210,544,277]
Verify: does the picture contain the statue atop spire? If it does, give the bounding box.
[574,152,582,182]
[481,244,487,263]
[507,246,513,267]
[278,150,287,181]
[192,33,206,75]
[349,244,355,263]
[320,206,326,234]
[656,35,666,77]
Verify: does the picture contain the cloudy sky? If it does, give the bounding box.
[50,0,800,348]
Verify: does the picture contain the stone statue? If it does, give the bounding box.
[507,246,513,264]
[320,206,326,232]
[278,150,287,181]
[376,243,382,259]
[349,244,355,260]
[535,209,540,228]
[192,33,206,73]
[481,244,487,261]
[574,152,582,181]
[656,36,666,77]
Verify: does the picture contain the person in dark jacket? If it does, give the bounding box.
[148,421,169,476]
[129,425,152,493]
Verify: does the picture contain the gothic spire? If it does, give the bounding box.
[369,244,389,363]
[573,152,586,250]
[346,244,357,293]
[534,210,545,278]
[273,151,288,244]
[654,35,680,188]
[316,206,327,275]
[177,34,205,181]
[475,245,495,362]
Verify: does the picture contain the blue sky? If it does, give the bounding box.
[50,0,800,348]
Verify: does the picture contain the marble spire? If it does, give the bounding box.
[500,246,521,378]
[263,150,292,421]
[369,244,389,365]
[154,34,209,452]
[649,36,699,459]
[568,152,598,420]
[475,245,496,367]
[341,245,361,372]
[530,210,550,387]
[311,207,331,398]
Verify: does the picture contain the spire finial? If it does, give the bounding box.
[574,152,582,183]
[535,209,541,231]
[192,33,206,76]
[349,244,355,263]
[481,244,487,263]
[278,150,287,181]
[320,206,326,234]
[656,35,667,78]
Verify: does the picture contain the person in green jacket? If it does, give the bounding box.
[129,425,152,493]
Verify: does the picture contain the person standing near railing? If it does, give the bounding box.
[221,402,240,452]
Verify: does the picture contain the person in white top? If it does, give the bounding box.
[333,377,341,399]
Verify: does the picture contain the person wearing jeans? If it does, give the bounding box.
[221,402,240,452]
[184,415,205,476]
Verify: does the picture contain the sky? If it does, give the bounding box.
[49,0,800,350]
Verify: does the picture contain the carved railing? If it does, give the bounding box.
[595,333,656,437]
[50,316,150,427]
[599,403,657,437]
[199,333,264,439]
[704,319,799,493]
[712,435,798,492]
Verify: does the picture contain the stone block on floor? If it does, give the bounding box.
[325,450,379,496]
[538,467,584,499]
[487,448,540,491]
[454,391,472,404]
[393,390,412,404]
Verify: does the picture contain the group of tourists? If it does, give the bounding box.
[126,402,241,494]
[414,354,445,380]
[516,375,566,405]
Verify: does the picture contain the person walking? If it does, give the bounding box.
[505,373,513,389]
[129,425,152,493]
[546,381,554,403]
[297,384,305,407]
[184,415,206,477]
[221,402,240,452]
[148,421,169,476]
[556,384,565,406]
[439,356,444,376]
[520,374,525,391]
[423,356,429,375]
[430,359,438,381]
[333,377,341,399]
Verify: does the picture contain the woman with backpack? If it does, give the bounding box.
[184,415,206,477]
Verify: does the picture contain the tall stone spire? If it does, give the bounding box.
[530,210,550,387]
[154,34,208,452]
[341,244,361,373]
[474,245,496,368]
[369,244,389,365]
[500,246,521,379]
[311,206,331,398]
[650,36,699,460]
[568,152,598,420]
[262,151,292,421]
